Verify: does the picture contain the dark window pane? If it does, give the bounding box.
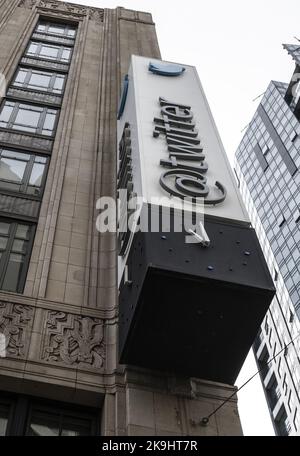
[2,253,25,292]
[61,416,91,436]
[16,224,30,240]
[12,239,27,253]
[0,404,9,436]
[28,411,60,436]
[0,222,10,235]
[0,237,8,250]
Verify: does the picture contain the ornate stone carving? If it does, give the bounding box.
[0,302,34,358]
[43,311,105,369]
[39,0,86,13]
[18,0,37,8]
[0,129,53,152]
[37,1,104,22]
[7,87,61,107]
[19,0,104,23]
[21,56,69,73]
[88,8,104,23]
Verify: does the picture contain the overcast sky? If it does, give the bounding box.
[63,0,300,435]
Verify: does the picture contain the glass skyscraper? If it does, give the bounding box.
[235,44,300,436]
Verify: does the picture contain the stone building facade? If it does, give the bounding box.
[0,0,243,436]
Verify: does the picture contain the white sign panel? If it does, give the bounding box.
[117,56,249,280]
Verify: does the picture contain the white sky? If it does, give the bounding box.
[63,0,300,435]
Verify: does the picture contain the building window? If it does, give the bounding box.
[36,21,76,38]
[258,346,270,380]
[275,405,291,436]
[0,393,99,436]
[262,145,270,156]
[278,215,286,228]
[0,148,48,197]
[0,402,10,436]
[266,374,281,410]
[12,67,66,94]
[277,356,282,378]
[0,101,58,136]
[25,41,72,63]
[27,407,93,436]
[294,408,298,432]
[264,317,269,335]
[294,209,300,224]
[290,131,298,143]
[0,219,35,293]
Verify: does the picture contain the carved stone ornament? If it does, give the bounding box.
[0,302,34,358]
[43,311,105,369]
[18,0,104,22]
[18,0,37,8]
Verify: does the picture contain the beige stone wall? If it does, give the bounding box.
[0,0,243,436]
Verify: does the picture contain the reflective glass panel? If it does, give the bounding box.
[28,411,59,436]
[40,45,59,59]
[61,416,91,436]
[0,103,14,125]
[0,222,10,235]
[42,112,56,134]
[0,157,27,182]
[0,237,8,250]
[14,106,41,128]
[0,405,9,436]
[2,253,24,292]
[61,49,71,61]
[29,73,51,89]
[53,76,64,92]
[29,163,45,187]
[15,70,27,84]
[16,224,30,240]
[48,25,65,35]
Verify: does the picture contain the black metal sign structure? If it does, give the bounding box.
[117,122,135,256]
[153,97,227,204]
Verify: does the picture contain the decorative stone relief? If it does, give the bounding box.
[39,0,87,13]
[28,1,105,22]
[0,129,53,152]
[88,8,104,23]
[19,0,104,22]
[18,0,37,8]
[43,311,105,369]
[0,302,34,358]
